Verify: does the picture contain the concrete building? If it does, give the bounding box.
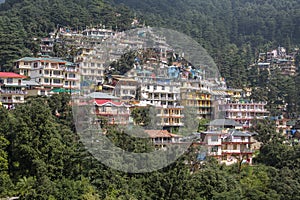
[0,72,27,108]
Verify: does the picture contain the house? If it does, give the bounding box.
[144,129,181,149]
[221,130,254,165]
[87,92,130,126]
[0,72,27,108]
[201,129,255,165]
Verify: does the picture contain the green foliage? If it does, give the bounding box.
[0,0,134,69]
[131,107,150,126]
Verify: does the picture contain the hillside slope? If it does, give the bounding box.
[0,0,134,69]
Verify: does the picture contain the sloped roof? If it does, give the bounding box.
[94,99,125,107]
[228,130,252,137]
[144,130,181,138]
[0,72,26,78]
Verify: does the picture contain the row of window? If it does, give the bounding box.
[82,69,104,74]
[82,63,104,68]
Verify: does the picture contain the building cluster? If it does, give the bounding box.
[0,26,275,165]
[256,46,299,76]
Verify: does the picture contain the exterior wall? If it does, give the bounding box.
[80,59,105,83]
[15,58,80,94]
[95,105,130,125]
[0,77,26,106]
[180,87,212,119]
[225,101,269,128]
[157,107,184,127]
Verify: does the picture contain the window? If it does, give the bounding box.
[72,81,76,86]
[91,63,95,67]
[53,79,61,84]
[153,85,157,90]
[211,135,218,142]
[69,73,76,78]
[211,146,218,152]
[24,62,28,65]
[45,70,49,75]
[53,71,60,75]
[83,69,87,73]
[233,144,237,150]
[44,78,49,83]
[91,70,95,74]
[65,81,68,86]
[97,63,102,68]
[147,85,150,90]
[162,86,165,90]
[98,70,102,74]
[7,78,13,83]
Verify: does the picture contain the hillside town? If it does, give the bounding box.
[1,26,299,166]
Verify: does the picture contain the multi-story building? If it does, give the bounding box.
[0,72,27,108]
[88,92,131,125]
[113,78,138,100]
[221,130,254,165]
[144,129,181,149]
[40,37,55,55]
[256,46,298,76]
[139,78,184,129]
[200,119,254,165]
[180,86,212,119]
[15,57,80,95]
[225,99,269,128]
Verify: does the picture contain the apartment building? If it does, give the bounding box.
[15,57,80,95]
[0,72,27,108]
[201,119,254,165]
[225,99,269,128]
[180,87,212,119]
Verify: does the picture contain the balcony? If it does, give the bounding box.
[1,90,27,95]
[65,76,80,81]
[1,99,25,104]
[222,149,252,154]
[43,74,64,79]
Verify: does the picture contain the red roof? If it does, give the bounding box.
[0,72,26,78]
[94,99,125,107]
[144,130,171,138]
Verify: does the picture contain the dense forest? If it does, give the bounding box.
[0,0,300,116]
[1,0,300,199]
[1,94,300,199]
[111,0,300,117]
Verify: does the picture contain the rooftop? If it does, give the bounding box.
[0,72,26,79]
[87,92,120,100]
[206,119,242,127]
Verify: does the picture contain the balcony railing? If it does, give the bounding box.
[1,90,27,95]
